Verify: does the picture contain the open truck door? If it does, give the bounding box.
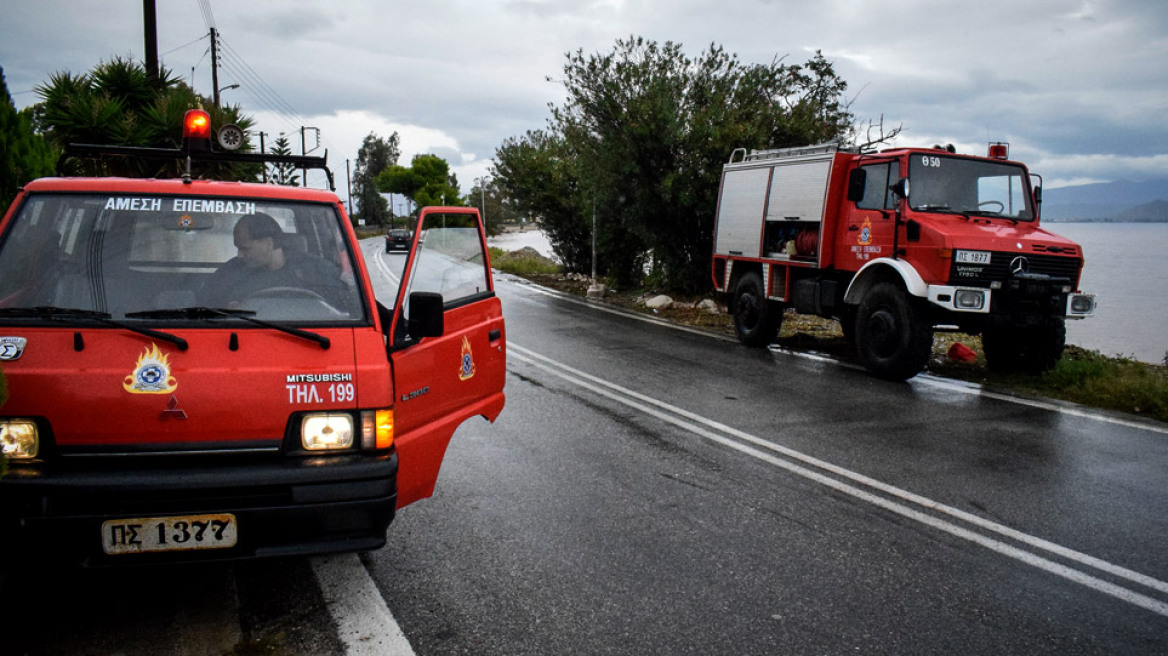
[387,206,506,508]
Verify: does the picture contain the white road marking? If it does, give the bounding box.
[912,372,1168,435]
[509,342,1168,617]
[368,241,404,286]
[312,554,417,656]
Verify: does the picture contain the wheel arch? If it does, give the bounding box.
[843,258,928,305]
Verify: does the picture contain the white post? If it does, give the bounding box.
[587,194,604,298]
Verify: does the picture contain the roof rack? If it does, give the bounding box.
[60,143,335,191]
[728,142,848,164]
[58,135,335,191]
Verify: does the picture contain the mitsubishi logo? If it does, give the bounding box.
[161,395,188,420]
[1010,256,1029,276]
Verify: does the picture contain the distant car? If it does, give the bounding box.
[385,229,412,252]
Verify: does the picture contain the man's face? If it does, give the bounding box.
[234,227,274,269]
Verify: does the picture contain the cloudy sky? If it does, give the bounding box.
[3,0,1166,200]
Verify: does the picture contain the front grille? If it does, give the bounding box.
[949,251,1081,288]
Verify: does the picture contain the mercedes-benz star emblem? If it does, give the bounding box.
[1010,256,1029,275]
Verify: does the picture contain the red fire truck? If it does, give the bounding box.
[0,110,506,565]
[712,142,1095,380]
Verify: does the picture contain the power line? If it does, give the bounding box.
[191,2,335,189]
[218,41,305,123]
[161,33,209,57]
[197,0,216,30]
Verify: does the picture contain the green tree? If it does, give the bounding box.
[1,66,56,211]
[352,132,400,226]
[376,154,463,223]
[494,130,593,273]
[267,134,299,186]
[35,57,258,180]
[466,177,520,237]
[495,38,853,292]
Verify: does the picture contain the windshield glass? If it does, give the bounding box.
[0,193,367,324]
[406,215,490,304]
[909,154,1034,221]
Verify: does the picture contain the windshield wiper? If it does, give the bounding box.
[0,306,188,350]
[0,306,113,319]
[912,204,953,212]
[965,210,1020,223]
[125,307,330,350]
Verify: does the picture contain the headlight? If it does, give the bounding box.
[0,419,39,459]
[1069,294,1095,315]
[955,289,986,310]
[301,413,355,451]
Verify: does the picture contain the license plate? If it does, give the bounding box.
[955,250,992,265]
[102,513,238,555]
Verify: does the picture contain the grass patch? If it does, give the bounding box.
[353,226,384,240]
[489,247,561,277]
[1000,348,1167,420]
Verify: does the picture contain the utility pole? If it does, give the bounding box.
[259,132,268,183]
[346,159,354,217]
[299,126,320,187]
[143,0,159,83]
[480,178,487,226]
[210,27,221,106]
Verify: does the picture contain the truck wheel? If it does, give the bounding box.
[854,282,933,381]
[733,272,780,347]
[982,320,1066,374]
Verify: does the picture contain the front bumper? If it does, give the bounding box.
[927,285,1094,319]
[0,452,397,567]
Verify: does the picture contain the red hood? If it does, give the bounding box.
[1,327,361,453]
[924,216,1082,255]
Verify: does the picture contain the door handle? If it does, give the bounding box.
[848,225,859,231]
[488,329,501,341]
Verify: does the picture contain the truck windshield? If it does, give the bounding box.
[0,193,367,324]
[908,155,1034,221]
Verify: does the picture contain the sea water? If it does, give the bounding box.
[1052,222,1168,364]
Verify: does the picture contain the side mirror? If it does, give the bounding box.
[846,169,867,202]
[889,178,910,201]
[407,291,444,338]
[1033,186,1042,205]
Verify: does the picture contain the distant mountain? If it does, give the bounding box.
[1117,199,1168,222]
[1042,179,1168,221]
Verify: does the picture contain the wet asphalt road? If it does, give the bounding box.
[364,270,1168,655]
[8,245,1168,654]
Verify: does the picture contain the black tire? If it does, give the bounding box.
[982,319,1066,374]
[854,282,933,381]
[733,271,781,347]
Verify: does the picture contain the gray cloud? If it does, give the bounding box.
[3,0,1166,193]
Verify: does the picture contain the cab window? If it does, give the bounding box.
[856,162,900,210]
[407,214,491,307]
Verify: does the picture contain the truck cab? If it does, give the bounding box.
[0,110,505,565]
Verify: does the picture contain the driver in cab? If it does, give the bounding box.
[203,213,345,309]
